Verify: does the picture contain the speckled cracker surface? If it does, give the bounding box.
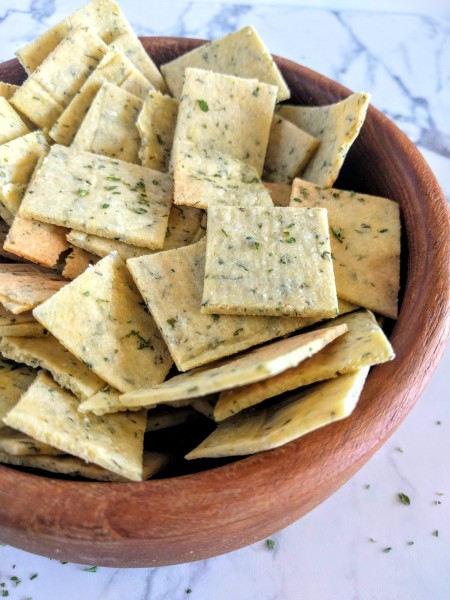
[290,179,400,318]
[172,68,277,176]
[3,371,147,481]
[202,206,338,318]
[127,239,324,372]
[0,334,106,401]
[32,252,172,393]
[0,97,30,145]
[0,427,63,456]
[161,25,290,102]
[278,92,370,186]
[62,246,98,280]
[186,368,369,459]
[19,145,173,250]
[215,309,394,420]
[0,323,46,337]
[0,358,36,424]
[119,323,347,409]
[11,27,109,130]
[72,82,142,163]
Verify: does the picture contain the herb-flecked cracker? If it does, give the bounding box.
[19,145,173,250]
[0,358,36,424]
[0,334,106,401]
[0,323,46,337]
[0,427,63,456]
[118,323,347,410]
[32,252,172,393]
[127,238,328,372]
[215,309,394,421]
[278,92,370,186]
[161,25,290,102]
[185,368,369,459]
[172,68,277,176]
[3,371,148,481]
[290,179,401,318]
[0,97,30,145]
[202,206,338,318]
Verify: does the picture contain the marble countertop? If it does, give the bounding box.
[0,1,449,599]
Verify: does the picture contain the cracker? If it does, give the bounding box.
[32,252,172,393]
[0,323,47,337]
[3,213,70,268]
[3,371,148,481]
[161,25,290,102]
[0,264,67,314]
[0,306,35,326]
[11,28,109,130]
[0,427,63,456]
[263,115,319,183]
[72,82,142,163]
[62,246,98,280]
[145,405,200,432]
[0,334,106,401]
[0,131,50,215]
[173,144,273,210]
[186,368,369,459]
[290,179,401,318]
[202,205,338,318]
[127,238,327,372]
[0,358,36,423]
[0,83,18,99]
[77,385,130,416]
[172,68,277,176]
[278,92,370,186]
[0,97,30,145]
[136,90,179,172]
[0,203,13,226]
[263,182,293,207]
[49,50,153,146]
[19,145,173,250]
[118,323,348,409]
[215,309,394,420]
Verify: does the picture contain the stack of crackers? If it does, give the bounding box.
[0,0,400,481]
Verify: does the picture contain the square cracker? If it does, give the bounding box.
[214,309,394,421]
[50,50,153,146]
[32,252,172,393]
[173,143,273,210]
[0,131,50,215]
[127,238,327,372]
[278,92,370,186]
[172,68,277,176]
[202,205,338,318]
[185,368,369,459]
[161,25,290,102]
[118,322,348,410]
[11,27,109,130]
[19,145,173,250]
[3,371,147,481]
[0,334,106,401]
[0,97,30,145]
[0,427,63,456]
[0,83,18,99]
[0,358,36,423]
[290,178,400,318]
[72,82,142,164]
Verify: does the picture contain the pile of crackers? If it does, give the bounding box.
[0,0,400,481]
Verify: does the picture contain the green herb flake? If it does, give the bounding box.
[398,492,411,505]
[197,99,209,112]
[83,566,98,572]
[167,318,177,328]
[10,576,20,586]
[292,197,303,203]
[432,530,439,537]
[106,175,120,182]
[285,236,296,244]
[221,228,228,237]
[266,539,276,550]
[78,189,89,197]
[102,203,110,209]
[407,541,415,546]
[253,241,260,249]
[1,591,8,597]
[382,547,392,553]
[331,227,345,243]
[29,573,38,580]
[83,291,91,297]
[186,590,192,595]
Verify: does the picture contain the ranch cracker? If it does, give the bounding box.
[0,358,36,424]
[0,97,30,145]
[0,427,63,456]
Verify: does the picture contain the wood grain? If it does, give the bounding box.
[0,37,448,567]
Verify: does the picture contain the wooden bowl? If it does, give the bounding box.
[0,37,448,568]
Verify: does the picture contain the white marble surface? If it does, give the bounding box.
[0,1,449,599]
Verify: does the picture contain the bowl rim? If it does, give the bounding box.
[0,36,449,568]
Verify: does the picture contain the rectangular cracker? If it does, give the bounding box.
[136,90,179,172]
[49,50,153,145]
[127,238,327,372]
[173,143,273,210]
[0,97,30,144]
[11,28,109,130]
[19,145,173,250]
[62,246,98,280]
[32,252,172,393]
[290,179,401,318]
[278,92,370,186]
[0,427,63,456]
[3,371,147,481]
[0,306,35,325]
[185,368,369,459]
[0,264,67,314]
[202,206,338,318]
[72,82,142,163]
[161,25,290,102]
[214,309,394,420]
[263,115,319,183]
[119,323,348,410]
[0,334,106,401]
[0,323,47,337]
[0,82,18,99]
[172,68,277,176]
[0,358,36,423]
[0,131,50,215]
